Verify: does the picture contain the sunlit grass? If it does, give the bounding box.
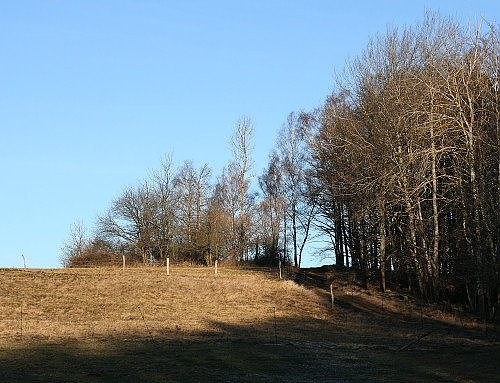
[0,267,329,340]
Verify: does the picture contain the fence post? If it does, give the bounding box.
[330,283,335,308]
[215,260,218,276]
[20,303,23,338]
[122,254,126,270]
[167,257,170,276]
[279,261,282,279]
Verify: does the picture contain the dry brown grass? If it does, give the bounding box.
[0,266,498,382]
[0,267,329,341]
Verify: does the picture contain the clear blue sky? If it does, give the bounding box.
[1,1,498,268]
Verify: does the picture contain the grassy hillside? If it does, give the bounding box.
[0,267,328,340]
[0,267,498,382]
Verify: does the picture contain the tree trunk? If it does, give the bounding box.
[430,108,440,300]
[292,205,298,267]
[379,198,387,292]
[495,68,500,324]
[342,206,350,267]
[335,202,345,268]
[397,142,425,296]
[359,220,368,290]
[298,203,315,269]
[283,203,288,266]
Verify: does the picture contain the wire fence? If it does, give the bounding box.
[56,256,296,281]
[0,263,304,344]
[0,311,282,343]
[2,261,482,345]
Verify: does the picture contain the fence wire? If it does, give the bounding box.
[0,265,300,344]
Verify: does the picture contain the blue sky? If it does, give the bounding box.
[1,1,498,268]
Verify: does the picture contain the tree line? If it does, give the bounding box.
[63,14,499,319]
[63,111,314,268]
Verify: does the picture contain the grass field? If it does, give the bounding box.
[0,266,498,382]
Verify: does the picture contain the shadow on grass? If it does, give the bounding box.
[1,313,499,383]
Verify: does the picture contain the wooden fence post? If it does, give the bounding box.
[122,254,126,270]
[215,260,218,275]
[167,257,170,276]
[20,303,23,338]
[279,261,282,279]
[330,283,335,308]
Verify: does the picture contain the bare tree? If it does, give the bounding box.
[61,221,88,267]
[209,162,240,263]
[173,161,212,263]
[274,112,318,267]
[258,152,285,265]
[310,13,499,313]
[98,182,155,264]
[230,116,254,262]
[150,155,176,263]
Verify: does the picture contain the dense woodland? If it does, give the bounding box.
[63,15,499,319]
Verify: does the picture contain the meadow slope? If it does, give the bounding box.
[0,267,498,382]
